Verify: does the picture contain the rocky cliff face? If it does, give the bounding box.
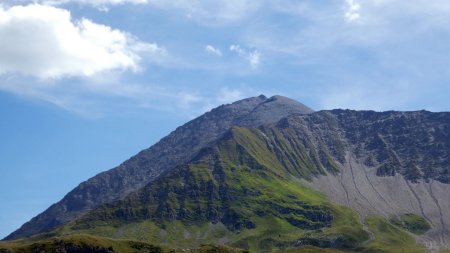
[268,110,450,183]
[5,95,313,240]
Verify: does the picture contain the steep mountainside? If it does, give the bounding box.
[53,127,370,252]
[6,95,313,240]
[289,110,450,249]
[4,96,450,253]
[267,110,450,183]
[56,109,450,251]
[258,109,450,248]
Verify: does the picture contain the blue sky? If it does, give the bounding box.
[1,0,450,239]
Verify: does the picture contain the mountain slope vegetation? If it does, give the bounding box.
[34,126,427,252]
[6,95,313,240]
[53,127,365,252]
[3,96,450,252]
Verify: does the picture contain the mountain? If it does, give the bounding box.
[56,126,361,252]
[5,95,313,240]
[3,96,450,253]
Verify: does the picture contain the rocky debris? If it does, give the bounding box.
[256,109,450,247]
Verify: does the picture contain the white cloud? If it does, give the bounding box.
[230,44,261,68]
[0,4,163,79]
[345,0,361,22]
[205,45,222,56]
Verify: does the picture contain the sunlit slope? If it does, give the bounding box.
[55,127,367,252]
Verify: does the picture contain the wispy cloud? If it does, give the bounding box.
[229,0,450,111]
[205,45,222,56]
[131,0,261,24]
[345,0,361,22]
[30,0,148,7]
[230,44,261,68]
[216,87,244,104]
[18,0,260,24]
[3,0,450,115]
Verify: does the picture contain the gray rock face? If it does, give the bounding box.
[333,110,450,183]
[5,95,313,240]
[278,110,450,183]
[257,110,450,247]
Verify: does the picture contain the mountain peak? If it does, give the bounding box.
[232,94,314,127]
[266,95,314,113]
[258,94,267,99]
[268,94,305,104]
[5,94,313,240]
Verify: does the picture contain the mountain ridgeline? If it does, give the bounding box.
[3,95,450,253]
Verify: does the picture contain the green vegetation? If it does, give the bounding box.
[0,234,166,253]
[363,216,426,253]
[281,246,356,253]
[389,214,431,235]
[53,127,367,252]
[7,126,440,253]
[0,234,245,253]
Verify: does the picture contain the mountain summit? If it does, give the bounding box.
[6,95,313,240]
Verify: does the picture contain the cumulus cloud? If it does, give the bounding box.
[205,45,222,56]
[230,44,261,68]
[0,4,163,79]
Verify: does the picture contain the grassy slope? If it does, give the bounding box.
[52,127,367,252]
[389,214,431,235]
[0,234,245,253]
[363,216,426,253]
[4,126,440,253]
[0,234,165,253]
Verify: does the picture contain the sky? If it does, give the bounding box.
[1,0,450,239]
